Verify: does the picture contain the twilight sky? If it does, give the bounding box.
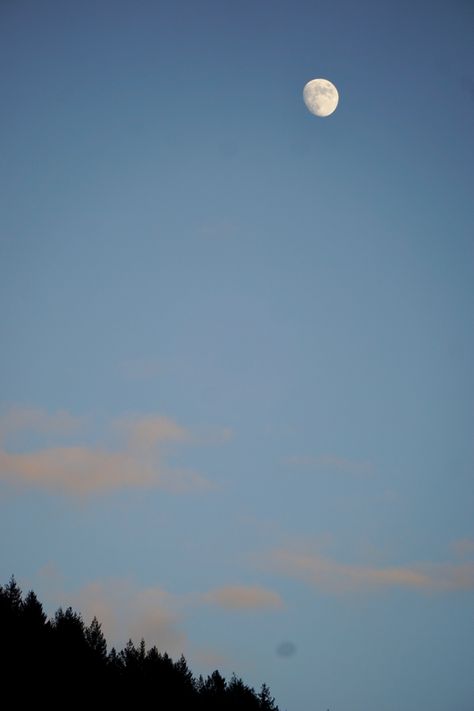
[1,1,473,709]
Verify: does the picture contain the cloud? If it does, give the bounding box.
[30,569,278,668]
[0,405,83,441]
[191,647,233,672]
[115,414,232,449]
[0,446,209,495]
[284,454,374,477]
[0,407,220,496]
[263,548,474,594]
[71,580,187,655]
[32,576,187,656]
[116,415,191,449]
[203,585,284,611]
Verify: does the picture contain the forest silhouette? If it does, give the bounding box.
[0,575,279,708]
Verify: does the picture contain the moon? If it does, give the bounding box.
[303,78,339,117]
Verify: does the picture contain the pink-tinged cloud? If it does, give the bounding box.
[29,567,282,676]
[203,585,284,610]
[0,406,83,440]
[31,570,237,668]
[0,407,225,496]
[0,446,210,496]
[191,647,233,671]
[61,579,187,656]
[116,415,233,449]
[264,549,474,594]
[117,415,191,449]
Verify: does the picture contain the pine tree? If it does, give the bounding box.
[108,646,122,670]
[204,669,227,697]
[228,673,260,710]
[259,683,279,711]
[0,576,23,680]
[22,590,47,627]
[0,576,281,710]
[138,637,146,663]
[85,616,107,661]
[174,653,195,688]
[53,606,86,643]
[4,575,23,612]
[121,638,138,669]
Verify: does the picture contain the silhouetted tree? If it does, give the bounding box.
[52,604,90,692]
[120,638,140,672]
[175,652,195,690]
[3,575,22,611]
[200,669,228,710]
[0,576,279,710]
[0,576,23,677]
[108,645,123,672]
[85,615,107,662]
[228,673,261,710]
[259,683,278,711]
[22,590,47,628]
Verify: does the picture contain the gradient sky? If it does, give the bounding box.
[1,1,474,709]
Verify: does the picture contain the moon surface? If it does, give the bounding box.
[303,78,339,117]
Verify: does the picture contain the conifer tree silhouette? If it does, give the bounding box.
[259,683,278,711]
[22,590,48,628]
[85,615,107,662]
[0,576,280,710]
[4,575,22,611]
[228,673,261,710]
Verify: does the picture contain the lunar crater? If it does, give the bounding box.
[303,78,339,117]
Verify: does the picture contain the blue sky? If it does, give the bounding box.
[1,1,473,709]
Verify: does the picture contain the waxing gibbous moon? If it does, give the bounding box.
[303,78,339,117]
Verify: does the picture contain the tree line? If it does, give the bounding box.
[0,575,279,709]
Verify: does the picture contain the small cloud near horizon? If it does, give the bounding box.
[203,585,284,611]
[22,567,280,671]
[33,572,187,657]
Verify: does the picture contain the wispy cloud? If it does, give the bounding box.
[0,447,208,495]
[75,581,186,655]
[203,585,284,611]
[35,574,187,656]
[115,414,232,449]
[116,415,191,448]
[191,647,233,671]
[31,568,280,666]
[0,407,221,496]
[262,548,474,594]
[0,405,83,441]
